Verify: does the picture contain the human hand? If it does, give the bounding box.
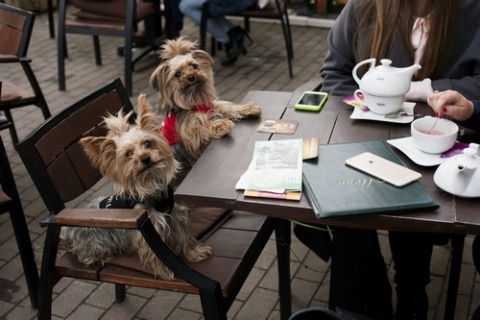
[427,90,474,121]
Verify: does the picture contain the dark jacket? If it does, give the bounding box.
[319,0,480,100]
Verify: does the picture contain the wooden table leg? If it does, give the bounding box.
[275,219,292,320]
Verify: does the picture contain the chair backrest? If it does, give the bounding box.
[0,2,35,57]
[17,78,133,214]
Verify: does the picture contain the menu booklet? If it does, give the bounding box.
[242,139,303,200]
[303,140,439,218]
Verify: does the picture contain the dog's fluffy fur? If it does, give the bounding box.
[62,94,212,280]
[150,37,262,185]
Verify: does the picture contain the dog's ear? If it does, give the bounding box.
[150,63,173,113]
[136,93,158,132]
[191,50,215,69]
[80,136,117,176]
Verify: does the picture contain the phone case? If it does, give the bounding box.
[345,152,421,187]
[294,91,328,111]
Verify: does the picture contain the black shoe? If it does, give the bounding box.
[395,289,428,320]
[230,25,252,54]
[221,26,252,65]
[221,41,240,66]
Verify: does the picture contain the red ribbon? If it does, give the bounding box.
[161,103,214,145]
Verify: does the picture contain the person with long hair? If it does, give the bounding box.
[294,0,480,319]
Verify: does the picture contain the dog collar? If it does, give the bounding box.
[161,110,177,145]
[99,186,175,214]
[193,102,214,113]
[161,103,214,145]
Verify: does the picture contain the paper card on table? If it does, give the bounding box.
[244,189,302,201]
[236,138,317,193]
[343,95,368,111]
[257,119,299,134]
[243,139,303,200]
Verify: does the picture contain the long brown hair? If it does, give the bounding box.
[354,0,460,79]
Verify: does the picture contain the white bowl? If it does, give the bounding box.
[411,117,458,154]
[354,89,404,115]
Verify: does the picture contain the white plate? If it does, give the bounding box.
[387,137,472,167]
[387,137,444,166]
[350,102,416,124]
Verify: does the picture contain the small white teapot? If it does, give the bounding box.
[352,58,421,114]
[434,145,480,198]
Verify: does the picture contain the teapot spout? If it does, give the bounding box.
[393,60,422,78]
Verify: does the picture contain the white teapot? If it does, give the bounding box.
[434,145,480,198]
[352,58,421,114]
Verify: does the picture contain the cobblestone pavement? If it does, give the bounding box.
[1,6,479,320]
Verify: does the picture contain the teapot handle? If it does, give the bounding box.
[352,58,376,85]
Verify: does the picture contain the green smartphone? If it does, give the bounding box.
[294,91,329,112]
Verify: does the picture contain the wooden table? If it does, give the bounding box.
[175,91,480,320]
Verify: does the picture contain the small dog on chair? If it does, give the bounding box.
[149,37,262,186]
[62,94,212,280]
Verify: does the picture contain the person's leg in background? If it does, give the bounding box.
[388,231,445,320]
[295,224,393,319]
[330,227,393,320]
[166,0,183,39]
[179,0,231,44]
[179,0,254,65]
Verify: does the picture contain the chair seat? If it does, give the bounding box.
[70,0,157,21]
[54,208,272,297]
[0,81,26,105]
[235,6,281,18]
[58,0,160,96]
[66,16,126,32]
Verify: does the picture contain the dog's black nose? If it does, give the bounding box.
[141,156,151,166]
[187,75,195,82]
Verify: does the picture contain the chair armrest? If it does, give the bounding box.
[54,208,148,229]
[0,54,20,63]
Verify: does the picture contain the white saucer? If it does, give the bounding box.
[350,102,416,124]
[387,137,444,166]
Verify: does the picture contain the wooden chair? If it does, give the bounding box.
[0,3,51,144]
[16,78,285,320]
[200,0,294,78]
[0,116,39,308]
[57,0,162,96]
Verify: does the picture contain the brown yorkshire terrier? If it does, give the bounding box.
[62,94,212,280]
[150,37,262,186]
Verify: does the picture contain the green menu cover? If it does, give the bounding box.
[302,140,439,218]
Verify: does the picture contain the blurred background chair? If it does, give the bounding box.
[0,2,51,144]
[47,0,55,38]
[57,0,165,96]
[17,78,283,320]
[199,0,293,78]
[0,114,39,308]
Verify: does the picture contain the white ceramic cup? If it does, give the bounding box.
[411,116,459,154]
[354,89,404,115]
